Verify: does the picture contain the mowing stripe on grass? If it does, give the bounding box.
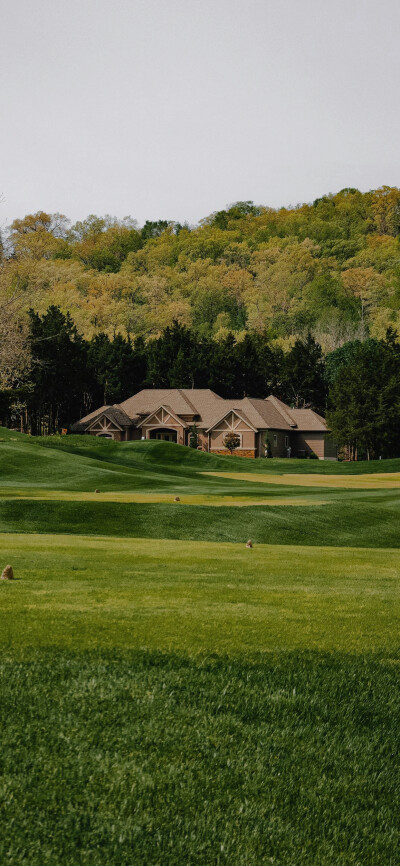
[203,471,400,489]
[0,533,399,655]
[0,488,328,506]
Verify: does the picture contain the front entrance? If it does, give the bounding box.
[149,428,178,443]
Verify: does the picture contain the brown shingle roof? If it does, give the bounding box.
[265,396,298,427]
[77,405,111,425]
[103,406,135,428]
[119,389,224,423]
[287,408,328,431]
[71,405,134,431]
[73,389,328,433]
[205,405,259,432]
[140,404,188,428]
[246,397,294,430]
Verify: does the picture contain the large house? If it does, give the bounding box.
[72,389,337,459]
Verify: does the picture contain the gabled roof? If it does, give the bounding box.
[72,405,133,432]
[119,388,224,423]
[87,406,134,431]
[243,398,294,430]
[76,405,111,426]
[140,404,188,428]
[87,412,123,432]
[206,407,258,433]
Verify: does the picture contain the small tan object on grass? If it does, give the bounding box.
[174,496,180,502]
[95,489,100,493]
[245,539,253,549]
[1,565,14,580]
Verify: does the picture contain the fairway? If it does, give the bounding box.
[203,470,400,488]
[1,533,399,654]
[0,488,328,506]
[1,432,400,865]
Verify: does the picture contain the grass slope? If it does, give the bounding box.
[1,429,400,551]
[1,430,400,864]
[36,432,400,474]
[1,496,400,548]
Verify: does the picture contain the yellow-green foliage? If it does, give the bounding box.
[2,187,400,349]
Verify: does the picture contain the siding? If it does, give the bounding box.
[293,432,325,459]
[126,428,143,441]
[263,429,291,457]
[210,429,256,450]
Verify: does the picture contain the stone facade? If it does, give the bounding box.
[212,449,257,458]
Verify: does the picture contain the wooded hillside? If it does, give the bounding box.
[2,186,400,350]
[2,187,400,458]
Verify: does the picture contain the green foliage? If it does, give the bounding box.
[283,333,326,409]
[327,334,400,458]
[4,187,400,353]
[223,431,241,453]
[189,423,198,449]
[27,306,90,433]
[264,434,272,457]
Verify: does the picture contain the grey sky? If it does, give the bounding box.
[1,0,399,228]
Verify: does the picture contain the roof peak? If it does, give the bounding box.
[265,395,297,427]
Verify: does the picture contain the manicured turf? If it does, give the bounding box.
[2,428,400,551]
[1,430,400,864]
[1,534,399,654]
[35,432,400,474]
[1,651,399,866]
[0,488,328,506]
[203,470,400,488]
[1,496,400,548]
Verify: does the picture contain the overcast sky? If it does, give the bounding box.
[1,0,399,228]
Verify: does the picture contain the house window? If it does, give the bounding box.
[285,435,289,448]
[273,434,277,447]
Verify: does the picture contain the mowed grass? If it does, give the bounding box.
[0,533,399,865]
[2,428,400,551]
[1,431,400,864]
[1,534,399,654]
[203,470,400,488]
[0,488,328,506]
[1,496,400,549]
[2,650,399,866]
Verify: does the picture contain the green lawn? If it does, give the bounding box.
[1,534,399,655]
[2,650,399,866]
[1,430,399,864]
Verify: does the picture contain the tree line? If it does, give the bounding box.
[1,306,399,460]
[1,187,400,357]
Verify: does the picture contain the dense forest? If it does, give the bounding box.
[2,186,400,348]
[1,186,400,457]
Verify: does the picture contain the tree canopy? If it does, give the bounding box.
[2,188,400,455]
[1,187,400,351]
